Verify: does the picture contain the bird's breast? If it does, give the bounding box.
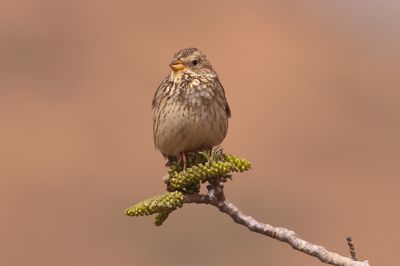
[154,91,227,156]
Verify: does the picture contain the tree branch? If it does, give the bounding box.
[185,192,370,266]
[126,151,370,265]
[346,237,358,261]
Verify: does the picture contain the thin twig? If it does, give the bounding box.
[184,192,370,266]
[346,237,358,261]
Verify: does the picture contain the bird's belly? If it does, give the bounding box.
[155,103,227,157]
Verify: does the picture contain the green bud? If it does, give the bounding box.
[126,149,252,226]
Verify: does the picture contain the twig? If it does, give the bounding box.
[346,237,358,261]
[184,191,370,266]
[126,151,370,265]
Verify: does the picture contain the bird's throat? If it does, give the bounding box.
[171,70,185,80]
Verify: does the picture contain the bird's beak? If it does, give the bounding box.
[169,59,186,71]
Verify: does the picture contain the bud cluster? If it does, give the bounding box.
[125,191,184,225]
[125,150,251,226]
[168,154,251,191]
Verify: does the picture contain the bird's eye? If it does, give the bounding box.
[191,59,199,66]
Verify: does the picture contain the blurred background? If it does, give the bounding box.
[1,1,399,265]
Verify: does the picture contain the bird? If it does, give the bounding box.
[152,47,231,168]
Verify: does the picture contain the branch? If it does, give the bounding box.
[346,237,358,261]
[126,150,370,266]
[185,191,370,266]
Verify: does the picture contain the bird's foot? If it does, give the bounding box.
[179,152,187,170]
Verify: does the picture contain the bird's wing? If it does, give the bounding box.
[152,76,168,110]
[151,76,170,147]
[216,79,231,118]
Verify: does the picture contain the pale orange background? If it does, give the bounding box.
[1,1,399,266]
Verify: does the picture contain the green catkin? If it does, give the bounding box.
[168,154,251,191]
[125,151,251,226]
[125,191,184,217]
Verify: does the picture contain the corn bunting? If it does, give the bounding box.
[152,48,230,167]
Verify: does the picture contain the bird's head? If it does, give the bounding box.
[169,47,215,77]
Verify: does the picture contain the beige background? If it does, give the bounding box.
[1,1,399,266]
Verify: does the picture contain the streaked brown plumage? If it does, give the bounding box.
[152,48,230,165]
